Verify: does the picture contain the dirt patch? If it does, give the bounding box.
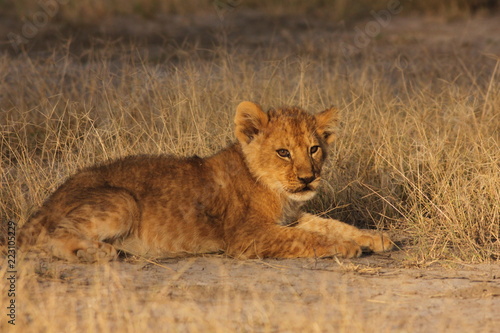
[8,249,498,332]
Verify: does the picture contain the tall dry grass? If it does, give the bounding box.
[1,32,499,262]
[1,8,499,333]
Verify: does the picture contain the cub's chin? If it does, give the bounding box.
[286,189,317,202]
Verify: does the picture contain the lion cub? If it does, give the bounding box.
[19,101,393,262]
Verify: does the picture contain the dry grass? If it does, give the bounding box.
[1,15,499,262]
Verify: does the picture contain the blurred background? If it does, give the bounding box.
[1,0,499,55]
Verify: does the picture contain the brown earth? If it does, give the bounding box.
[11,248,499,332]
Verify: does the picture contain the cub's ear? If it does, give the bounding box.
[234,101,268,144]
[315,107,340,144]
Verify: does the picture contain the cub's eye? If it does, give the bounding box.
[276,149,291,158]
[310,145,320,154]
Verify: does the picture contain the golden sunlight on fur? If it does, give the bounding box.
[18,101,393,262]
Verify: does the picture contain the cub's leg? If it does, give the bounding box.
[295,213,393,253]
[38,187,139,262]
[226,223,362,259]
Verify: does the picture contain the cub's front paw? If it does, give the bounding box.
[331,240,362,258]
[355,231,393,253]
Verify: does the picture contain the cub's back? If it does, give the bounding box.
[45,154,212,209]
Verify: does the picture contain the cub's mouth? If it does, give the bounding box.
[293,186,314,193]
[288,184,318,194]
[285,186,318,201]
[281,179,320,200]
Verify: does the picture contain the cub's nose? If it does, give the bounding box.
[298,176,315,185]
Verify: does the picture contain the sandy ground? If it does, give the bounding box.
[10,248,498,332]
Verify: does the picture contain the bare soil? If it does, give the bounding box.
[16,248,499,332]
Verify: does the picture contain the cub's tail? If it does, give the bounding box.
[17,212,49,249]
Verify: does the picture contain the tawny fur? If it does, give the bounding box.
[18,101,393,262]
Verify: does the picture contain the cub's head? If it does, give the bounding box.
[234,101,339,202]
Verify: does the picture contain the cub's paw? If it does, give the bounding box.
[355,232,393,253]
[76,242,118,263]
[331,240,362,258]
